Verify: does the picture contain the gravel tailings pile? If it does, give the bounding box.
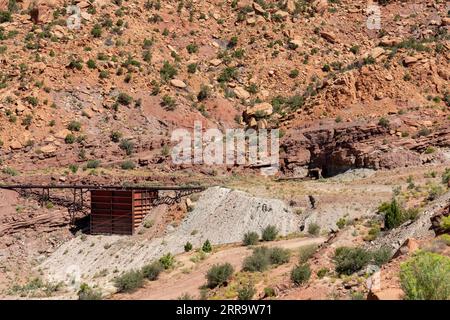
[39,187,301,289]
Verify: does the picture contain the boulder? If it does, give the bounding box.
[320,31,336,43]
[170,79,187,89]
[234,87,250,100]
[245,102,273,118]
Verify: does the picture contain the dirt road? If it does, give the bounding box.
[113,237,326,300]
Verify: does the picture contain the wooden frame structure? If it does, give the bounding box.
[0,184,206,235]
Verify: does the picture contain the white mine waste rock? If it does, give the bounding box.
[39,187,301,289]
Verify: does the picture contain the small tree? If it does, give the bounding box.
[202,239,212,253]
[184,242,193,252]
[77,283,102,300]
[206,263,234,288]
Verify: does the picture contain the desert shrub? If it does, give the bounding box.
[65,134,75,144]
[186,43,198,54]
[262,225,278,241]
[77,283,102,300]
[184,242,193,252]
[91,24,102,37]
[161,95,176,110]
[86,159,100,169]
[206,263,234,288]
[307,223,320,236]
[197,85,210,101]
[160,61,177,81]
[336,218,346,229]
[117,93,132,106]
[120,161,135,170]
[187,63,197,74]
[119,139,134,155]
[400,251,450,300]
[110,131,122,142]
[243,231,259,246]
[114,270,144,293]
[264,287,276,298]
[202,240,212,253]
[439,234,450,246]
[372,247,392,267]
[86,59,96,69]
[333,247,371,275]
[242,247,271,272]
[237,283,256,300]
[298,244,318,263]
[2,167,18,176]
[142,261,163,281]
[217,66,237,83]
[317,268,329,279]
[291,264,311,285]
[269,247,291,265]
[378,117,390,128]
[440,216,450,231]
[68,164,78,173]
[159,253,175,269]
[0,11,12,24]
[442,168,450,185]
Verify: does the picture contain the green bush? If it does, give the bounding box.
[202,240,212,253]
[237,283,256,300]
[291,264,311,286]
[336,218,346,229]
[440,216,450,231]
[308,223,320,236]
[317,268,329,279]
[372,247,392,267]
[206,263,234,288]
[159,253,175,269]
[264,287,276,298]
[184,242,193,252]
[119,139,134,155]
[0,11,12,24]
[117,93,133,106]
[333,247,372,275]
[65,134,75,144]
[160,61,177,81]
[378,198,407,229]
[142,261,163,281]
[269,247,291,265]
[110,131,122,142]
[114,270,144,293]
[120,161,135,170]
[442,168,450,185]
[298,244,318,263]
[91,24,102,38]
[400,251,450,300]
[262,225,278,241]
[242,247,271,272]
[86,159,100,169]
[77,283,102,300]
[243,232,259,246]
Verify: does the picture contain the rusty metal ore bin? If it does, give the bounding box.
[90,189,158,235]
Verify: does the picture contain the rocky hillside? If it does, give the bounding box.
[0,0,448,177]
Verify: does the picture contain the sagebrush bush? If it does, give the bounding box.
[159,253,175,269]
[333,247,372,275]
[77,283,102,300]
[269,247,291,265]
[298,244,318,263]
[242,247,271,272]
[400,251,450,300]
[206,263,234,288]
[237,283,256,300]
[291,264,311,286]
[243,231,259,246]
[307,223,320,236]
[142,261,163,281]
[114,270,144,293]
[262,225,278,241]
